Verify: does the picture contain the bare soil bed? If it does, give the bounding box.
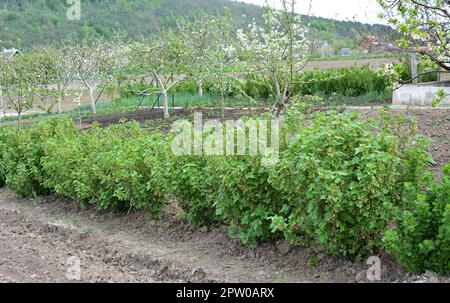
[0,188,448,283]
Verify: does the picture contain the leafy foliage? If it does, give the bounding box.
[378,0,450,71]
[383,165,450,274]
[162,153,220,227]
[0,111,448,274]
[0,119,166,215]
[270,110,433,258]
[212,155,284,244]
[292,65,390,97]
[0,118,75,197]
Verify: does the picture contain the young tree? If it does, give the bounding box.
[0,52,37,125]
[177,12,229,97]
[103,40,132,100]
[378,0,450,71]
[30,46,63,114]
[65,37,112,115]
[130,31,187,119]
[237,0,311,117]
[46,46,72,114]
[208,12,240,118]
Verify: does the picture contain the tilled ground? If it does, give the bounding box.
[0,188,448,283]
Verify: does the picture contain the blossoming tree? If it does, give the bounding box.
[65,37,112,115]
[130,31,188,119]
[237,0,311,117]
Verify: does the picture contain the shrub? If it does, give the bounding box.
[0,119,76,197]
[209,117,285,245]
[212,155,285,245]
[43,122,166,215]
[243,73,271,100]
[270,111,431,259]
[292,65,389,98]
[162,153,220,227]
[383,164,450,275]
[0,119,169,216]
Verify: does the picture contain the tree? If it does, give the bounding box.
[378,0,450,71]
[237,0,311,117]
[0,52,37,125]
[46,46,72,114]
[208,12,240,118]
[65,37,112,115]
[130,31,188,119]
[30,46,63,114]
[177,12,217,97]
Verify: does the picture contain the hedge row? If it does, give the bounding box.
[120,65,390,100]
[167,66,391,99]
[0,112,448,274]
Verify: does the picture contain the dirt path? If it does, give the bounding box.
[0,201,161,283]
[0,188,447,284]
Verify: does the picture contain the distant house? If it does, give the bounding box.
[3,48,20,61]
[340,48,351,56]
[359,36,386,54]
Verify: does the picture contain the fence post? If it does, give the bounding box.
[410,52,418,84]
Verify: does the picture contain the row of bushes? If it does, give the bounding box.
[0,111,448,274]
[0,120,168,216]
[183,66,389,99]
[119,65,390,101]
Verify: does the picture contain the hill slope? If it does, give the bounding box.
[0,0,391,54]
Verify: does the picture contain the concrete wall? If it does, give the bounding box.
[393,81,450,106]
[440,72,450,81]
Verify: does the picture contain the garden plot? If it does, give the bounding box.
[0,187,447,283]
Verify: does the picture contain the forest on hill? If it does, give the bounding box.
[0,0,392,54]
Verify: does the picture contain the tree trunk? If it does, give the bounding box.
[272,72,282,101]
[57,95,62,114]
[410,53,419,84]
[221,89,225,119]
[88,87,96,115]
[198,79,204,97]
[17,111,22,129]
[0,85,3,108]
[155,74,170,119]
[162,89,170,119]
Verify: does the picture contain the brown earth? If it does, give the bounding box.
[0,188,448,283]
[305,57,400,71]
